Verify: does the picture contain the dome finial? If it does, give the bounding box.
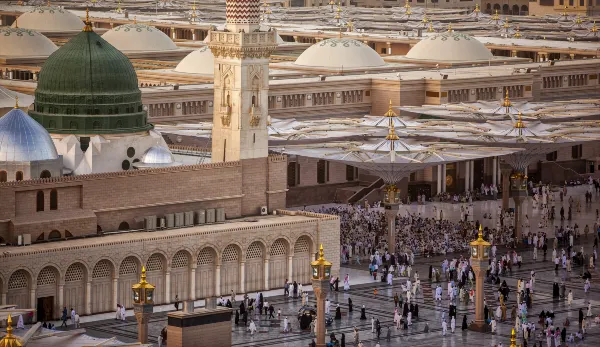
[0,314,23,347]
[592,20,598,33]
[384,99,397,118]
[14,96,18,109]
[502,89,511,108]
[83,8,93,32]
[447,23,452,32]
[514,112,525,129]
[427,22,435,32]
[386,125,400,141]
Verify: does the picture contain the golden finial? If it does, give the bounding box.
[133,16,137,24]
[477,224,483,240]
[406,7,412,16]
[502,90,511,107]
[492,9,499,21]
[422,14,429,23]
[510,328,517,347]
[513,25,522,38]
[503,17,510,29]
[404,0,410,9]
[474,4,480,13]
[447,23,453,32]
[14,96,18,109]
[561,5,568,17]
[319,244,325,260]
[0,314,23,347]
[592,21,598,33]
[575,14,583,25]
[83,8,93,32]
[384,99,397,118]
[140,266,147,282]
[427,22,435,32]
[514,112,525,129]
[386,126,400,141]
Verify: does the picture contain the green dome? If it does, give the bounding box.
[29,28,151,134]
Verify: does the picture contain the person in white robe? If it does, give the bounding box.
[450,316,455,333]
[249,319,257,335]
[116,305,121,320]
[435,286,443,301]
[395,310,401,329]
[495,306,502,320]
[387,272,393,285]
[490,318,497,334]
[299,284,303,296]
[121,306,126,321]
[158,334,163,347]
[442,320,447,336]
[283,317,289,332]
[344,274,350,290]
[587,302,592,317]
[325,299,330,314]
[407,311,412,326]
[74,314,80,328]
[567,290,573,307]
[371,317,375,333]
[16,315,24,329]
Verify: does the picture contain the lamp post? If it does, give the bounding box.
[132,266,155,344]
[469,225,490,332]
[384,183,400,254]
[510,171,527,245]
[311,244,332,347]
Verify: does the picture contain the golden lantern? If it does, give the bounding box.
[132,266,155,304]
[311,244,332,280]
[470,225,490,260]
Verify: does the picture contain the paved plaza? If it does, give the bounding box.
[33,187,600,346]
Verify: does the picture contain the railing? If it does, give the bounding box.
[348,178,384,205]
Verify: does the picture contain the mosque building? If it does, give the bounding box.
[0,4,340,323]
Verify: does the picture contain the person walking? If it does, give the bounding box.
[60,307,68,328]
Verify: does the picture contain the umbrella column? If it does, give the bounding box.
[510,171,528,244]
[500,163,512,211]
[384,184,401,253]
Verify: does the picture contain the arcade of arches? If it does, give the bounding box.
[0,236,314,320]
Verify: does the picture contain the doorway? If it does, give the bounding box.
[37,296,54,322]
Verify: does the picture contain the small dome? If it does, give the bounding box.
[141,145,174,165]
[406,32,493,62]
[12,6,84,32]
[0,27,58,57]
[294,38,385,69]
[174,46,214,75]
[0,108,58,162]
[102,23,178,52]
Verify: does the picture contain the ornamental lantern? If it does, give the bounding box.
[132,266,155,304]
[470,225,491,260]
[311,244,332,280]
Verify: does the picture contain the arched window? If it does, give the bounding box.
[252,95,256,106]
[50,189,58,210]
[36,191,44,212]
[48,230,61,240]
[0,171,7,182]
[40,170,51,178]
[15,171,23,181]
[118,222,130,231]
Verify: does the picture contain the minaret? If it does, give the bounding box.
[208,0,277,162]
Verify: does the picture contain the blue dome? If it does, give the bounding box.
[0,107,58,162]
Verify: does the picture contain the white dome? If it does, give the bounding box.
[294,38,385,69]
[0,108,58,162]
[0,27,58,57]
[12,6,84,32]
[174,46,214,75]
[102,23,178,52]
[139,145,175,167]
[406,32,493,62]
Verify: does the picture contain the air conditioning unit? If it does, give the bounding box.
[196,210,206,224]
[144,216,157,231]
[174,213,184,227]
[206,208,216,224]
[184,211,194,226]
[260,206,268,215]
[165,214,175,228]
[216,208,225,223]
[22,234,31,246]
[159,218,166,229]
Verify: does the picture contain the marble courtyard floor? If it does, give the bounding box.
[36,187,600,346]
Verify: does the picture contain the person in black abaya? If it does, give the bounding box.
[484,304,489,322]
[335,305,342,320]
[462,315,468,330]
[410,303,415,315]
[234,310,239,325]
[348,298,353,313]
[553,282,559,298]
[360,305,367,320]
[414,304,419,319]
[429,265,433,280]
[403,302,409,317]
[341,333,346,347]
[240,302,246,315]
[335,277,339,292]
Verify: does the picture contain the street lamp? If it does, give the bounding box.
[469,225,490,332]
[132,266,155,343]
[311,244,332,347]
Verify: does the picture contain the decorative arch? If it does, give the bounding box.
[40,170,51,178]
[50,189,58,210]
[512,4,520,14]
[145,253,166,304]
[0,170,8,182]
[220,244,241,295]
[118,221,130,231]
[64,262,88,315]
[48,230,61,240]
[118,256,142,308]
[245,241,266,292]
[36,265,60,320]
[36,191,44,212]
[91,259,115,313]
[269,238,290,289]
[171,250,192,301]
[521,5,528,13]
[7,269,32,312]
[293,235,314,284]
[196,246,217,299]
